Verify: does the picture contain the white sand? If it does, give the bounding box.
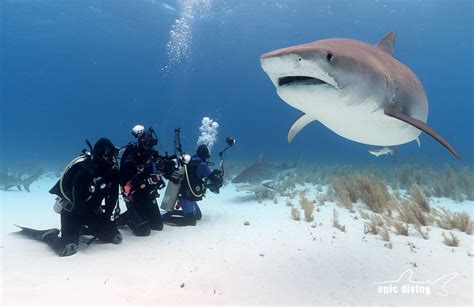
[1,177,473,305]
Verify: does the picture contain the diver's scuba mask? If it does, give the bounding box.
[139,130,158,151]
[100,147,119,170]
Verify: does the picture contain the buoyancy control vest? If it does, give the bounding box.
[179,160,205,201]
[120,144,165,200]
[49,153,114,211]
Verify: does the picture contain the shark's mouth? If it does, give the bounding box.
[278,76,329,87]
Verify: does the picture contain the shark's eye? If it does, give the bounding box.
[298,57,302,62]
[327,53,333,62]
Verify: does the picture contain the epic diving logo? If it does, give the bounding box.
[373,269,458,296]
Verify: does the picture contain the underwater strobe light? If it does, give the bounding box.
[226,137,236,147]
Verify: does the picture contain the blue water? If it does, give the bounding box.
[1,0,472,169]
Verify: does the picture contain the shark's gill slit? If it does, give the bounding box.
[278,76,327,86]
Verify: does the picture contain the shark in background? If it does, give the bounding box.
[0,169,43,192]
[231,154,302,194]
[260,32,460,160]
[369,146,396,157]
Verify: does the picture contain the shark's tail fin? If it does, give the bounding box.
[22,169,43,192]
[293,154,303,169]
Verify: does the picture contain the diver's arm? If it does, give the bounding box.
[120,158,137,181]
[120,157,146,187]
[197,163,212,179]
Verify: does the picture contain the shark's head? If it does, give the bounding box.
[259,36,428,146]
[260,38,388,115]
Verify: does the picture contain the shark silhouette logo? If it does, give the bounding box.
[373,269,458,296]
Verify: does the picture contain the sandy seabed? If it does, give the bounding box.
[1,177,473,305]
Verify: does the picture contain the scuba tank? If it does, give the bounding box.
[50,153,92,213]
[160,128,187,212]
[160,165,185,212]
[50,139,98,213]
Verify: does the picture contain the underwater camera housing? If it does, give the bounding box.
[205,169,224,193]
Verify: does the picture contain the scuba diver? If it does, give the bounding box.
[163,143,225,226]
[16,138,122,257]
[118,125,175,236]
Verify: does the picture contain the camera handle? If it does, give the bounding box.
[218,137,236,173]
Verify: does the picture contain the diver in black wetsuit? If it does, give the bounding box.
[119,125,175,236]
[17,138,122,257]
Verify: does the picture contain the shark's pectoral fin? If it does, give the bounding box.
[261,180,282,192]
[384,106,461,160]
[288,113,317,143]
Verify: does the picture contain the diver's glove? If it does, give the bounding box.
[123,182,133,197]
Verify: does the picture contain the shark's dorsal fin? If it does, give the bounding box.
[288,113,317,143]
[377,32,396,56]
[384,106,461,160]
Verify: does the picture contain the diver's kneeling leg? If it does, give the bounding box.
[146,199,164,231]
[97,222,122,244]
[54,212,81,256]
[182,213,197,226]
[149,213,164,231]
[128,206,151,236]
[195,204,202,220]
[133,222,151,236]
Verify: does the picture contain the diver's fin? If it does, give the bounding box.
[415,137,421,147]
[288,113,316,143]
[162,214,196,227]
[377,32,396,56]
[384,106,461,160]
[14,225,60,241]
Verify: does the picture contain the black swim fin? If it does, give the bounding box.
[163,214,197,227]
[14,225,60,241]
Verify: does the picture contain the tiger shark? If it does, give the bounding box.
[0,169,43,192]
[231,154,302,193]
[260,32,460,159]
